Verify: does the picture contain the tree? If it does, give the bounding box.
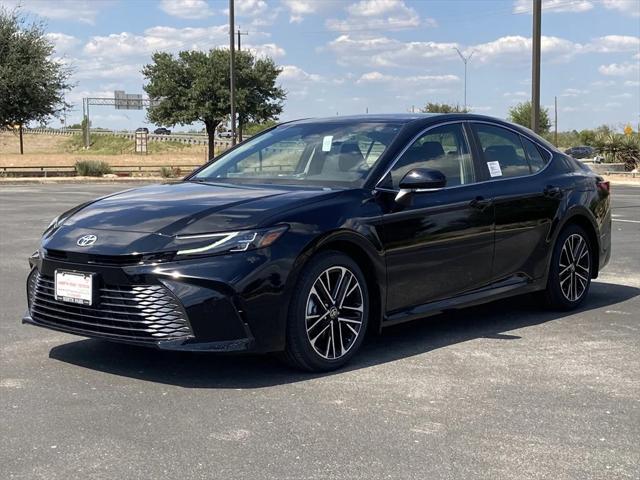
[507,101,551,133]
[143,49,285,158]
[0,8,72,154]
[421,102,469,113]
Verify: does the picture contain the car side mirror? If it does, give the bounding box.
[399,168,446,190]
[395,168,446,204]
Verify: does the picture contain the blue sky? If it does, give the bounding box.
[5,0,640,131]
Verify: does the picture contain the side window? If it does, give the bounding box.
[521,136,548,173]
[389,123,475,188]
[473,124,530,178]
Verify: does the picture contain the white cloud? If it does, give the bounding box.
[587,35,640,52]
[326,35,458,67]
[471,35,582,64]
[503,91,528,98]
[45,33,80,54]
[561,88,589,97]
[603,0,640,16]
[279,65,323,82]
[159,0,214,19]
[326,0,421,32]
[513,0,594,13]
[357,71,458,86]
[2,0,113,24]
[245,43,286,58]
[624,80,640,87]
[236,0,269,16]
[598,62,640,76]
[83,25,228,58]
[281,0,319,22]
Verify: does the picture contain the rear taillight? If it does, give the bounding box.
[597,180,610,193]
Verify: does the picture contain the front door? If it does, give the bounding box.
[376,122,495,313]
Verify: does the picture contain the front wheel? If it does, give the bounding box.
[543,224,593,310]
[283,251,369,372]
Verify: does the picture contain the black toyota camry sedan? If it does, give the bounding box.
[24,114,611,371]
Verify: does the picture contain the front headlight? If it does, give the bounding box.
[175,225,288,256]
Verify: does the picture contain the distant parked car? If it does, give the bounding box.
[154,127,171,135]
[565,146,595,159]
[135,127,149,134]
[217,130,234,139]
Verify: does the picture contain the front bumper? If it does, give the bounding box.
[24,247,296,353]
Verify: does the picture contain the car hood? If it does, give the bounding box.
[42,182,339,255]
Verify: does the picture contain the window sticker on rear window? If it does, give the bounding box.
[487,161,503,177]
[322,135,333,152]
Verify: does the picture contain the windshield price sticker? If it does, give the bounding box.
[487,161,503,177]
[322,135,333,152]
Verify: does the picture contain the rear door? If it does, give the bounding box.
[376,122,495,312]
[469,122,560,283]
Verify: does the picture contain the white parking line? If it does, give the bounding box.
[612,219,640,224]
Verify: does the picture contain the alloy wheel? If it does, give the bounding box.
[558,233,591,302]
[305,266,364,360]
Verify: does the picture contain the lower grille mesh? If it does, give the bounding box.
[27,270,193,344]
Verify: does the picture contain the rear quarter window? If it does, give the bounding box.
[520,136,549,173]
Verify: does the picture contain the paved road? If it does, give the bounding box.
[1,184,638,480]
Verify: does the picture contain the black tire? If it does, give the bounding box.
[283,251,369,372]
[543,224,593,310]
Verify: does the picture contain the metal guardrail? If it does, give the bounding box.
[20,128,232,147]
[0,164,203,178]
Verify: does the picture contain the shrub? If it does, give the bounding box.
[75,160,112,177]
[159,166,182,178]
[593,133,640,170]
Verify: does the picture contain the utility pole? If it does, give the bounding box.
[236,28,248,142]
[531,0,542,133]
[229,0,236,146]
[237,28,248,51]
[453,47,475,112]
[554,96,558,145]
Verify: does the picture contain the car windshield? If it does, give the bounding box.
[192,121,403,188]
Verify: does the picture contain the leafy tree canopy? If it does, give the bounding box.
[143,49,285,157]
[421,102,469,113]
[507,101,551,133]
[0,8,72,152]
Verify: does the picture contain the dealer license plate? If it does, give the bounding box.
[54,270,94,306]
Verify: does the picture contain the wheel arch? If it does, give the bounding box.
[287,229,386,336]
[552,208,601,279]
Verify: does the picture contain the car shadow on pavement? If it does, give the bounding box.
[48,281,639,389]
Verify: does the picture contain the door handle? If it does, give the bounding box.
[469,196,492,211]
[544,185,563,199]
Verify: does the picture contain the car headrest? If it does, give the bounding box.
[338,142,365,171]
[484,145,517,163]
[420,141,445,160]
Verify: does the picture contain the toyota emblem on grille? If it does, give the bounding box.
[77,234,97,247]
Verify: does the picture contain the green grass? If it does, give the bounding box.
[65,134,134,154]
[65,135,200,155]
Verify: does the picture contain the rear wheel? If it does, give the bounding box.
[283,251,369,372]
[543,224,593,309]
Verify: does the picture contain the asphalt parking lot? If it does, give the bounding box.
[1,184,639,480]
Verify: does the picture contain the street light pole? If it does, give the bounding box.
[229,0,236,146]
[531,0,542,133]
[453,48,475,112]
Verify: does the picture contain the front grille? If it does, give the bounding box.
[45,249,144,266]
[27,270,193,344]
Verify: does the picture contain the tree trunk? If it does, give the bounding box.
[19,124,24,155]
[204,120,219,161]
[238,118,243,143]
